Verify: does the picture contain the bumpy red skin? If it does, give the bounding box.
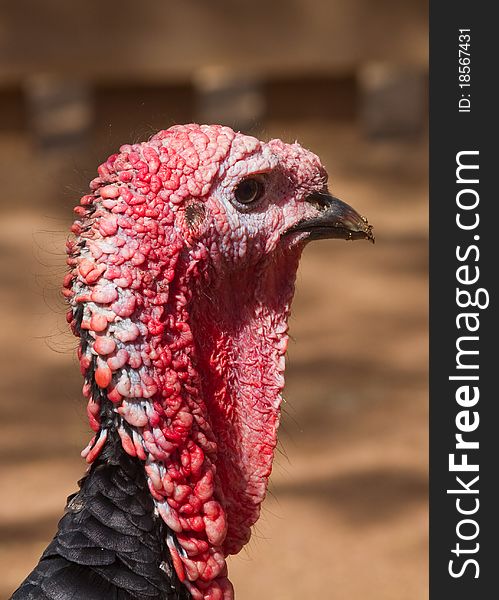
[64,124,327,600]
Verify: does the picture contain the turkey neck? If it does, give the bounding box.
[190,246,302,555]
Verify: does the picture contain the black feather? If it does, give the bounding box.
[10,428,191,600]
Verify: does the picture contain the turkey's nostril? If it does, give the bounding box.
[306,190,333,212]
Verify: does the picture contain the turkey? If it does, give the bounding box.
[11,124,374,600]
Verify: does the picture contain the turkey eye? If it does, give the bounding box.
[233,178,264,205]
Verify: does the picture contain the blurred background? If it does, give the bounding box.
[0,1,428,598]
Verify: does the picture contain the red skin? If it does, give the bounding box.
[65,124,327,600]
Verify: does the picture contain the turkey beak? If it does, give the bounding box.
[288,191,375,243]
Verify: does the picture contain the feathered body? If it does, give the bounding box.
[11,124,373,600]
[13,426,189,600]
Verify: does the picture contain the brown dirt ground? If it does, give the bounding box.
[0,120,428,599]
